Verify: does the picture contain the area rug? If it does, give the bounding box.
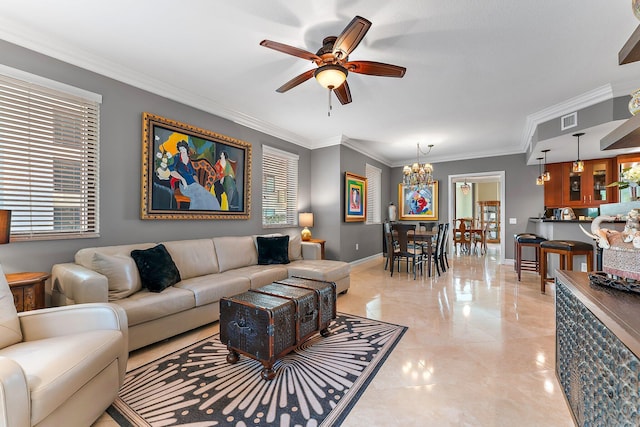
[108,313,407,427]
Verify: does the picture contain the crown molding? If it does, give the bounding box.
[520,84,613,153]
[341,137,392,166]
[392,145,524,168]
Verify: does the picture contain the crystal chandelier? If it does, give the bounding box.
[402,143,434,190]
[460,180,471,195]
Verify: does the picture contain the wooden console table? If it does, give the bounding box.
[555,270,640,426]
[6,272,49,312]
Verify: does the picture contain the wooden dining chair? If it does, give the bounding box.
[391,223,423,279]
[383,221,399,275]
[453,218,472,254]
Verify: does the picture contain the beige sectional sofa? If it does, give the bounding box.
[50,233,350,351]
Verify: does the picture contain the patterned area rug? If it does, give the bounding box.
[108,313,407,427]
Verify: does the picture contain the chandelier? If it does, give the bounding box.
[460,180,471,195]
[402,143,434,190]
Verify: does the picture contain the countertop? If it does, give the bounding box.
[556,270,640,357]
[529,217,626,223]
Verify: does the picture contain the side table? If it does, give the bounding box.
[6,272,49,312]
[308,238,326,260]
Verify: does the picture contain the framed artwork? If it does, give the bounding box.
[345,172,367,222]
[398,182,438,220]
[141,112,252,220]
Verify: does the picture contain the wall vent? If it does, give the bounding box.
[561,112,577,130]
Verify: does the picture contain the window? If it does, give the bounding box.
[366,163,381,224]
[262,145,298,227]
[0,67,101,240]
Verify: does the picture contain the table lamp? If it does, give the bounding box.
[0,210,11,245]
[299,212,314,241]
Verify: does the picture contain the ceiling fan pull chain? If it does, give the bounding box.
[328,88,332,117]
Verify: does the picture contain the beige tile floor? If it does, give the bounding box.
[94,246,574,426]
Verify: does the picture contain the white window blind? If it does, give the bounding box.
[366,163,381,224]
[0,71,100,240]
[262,145,298,228]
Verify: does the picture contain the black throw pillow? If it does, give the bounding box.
[257,235,290,265]
[130,244,181,292]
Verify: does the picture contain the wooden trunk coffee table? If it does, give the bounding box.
[219,277,336,380]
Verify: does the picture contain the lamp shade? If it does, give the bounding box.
[314,65,348,89]
[299,212,314,228]
[0,210,11,245]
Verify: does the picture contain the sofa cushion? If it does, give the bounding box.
[92,252,141,300]
[213,236,258,272]
[287,259,351,283]
[288,233,303,261]
[0,329,123,425]
[175,273,250,307]
[162,239,219,280]
[224,265,289,289]
[257,235,290,265]
[0,267,21,349]
[112,287,195,326]
[131,244,181,292]
[75,243,157,269]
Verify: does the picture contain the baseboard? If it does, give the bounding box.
[350,253,383,266]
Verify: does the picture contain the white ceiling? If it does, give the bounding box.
[3,0,640,166]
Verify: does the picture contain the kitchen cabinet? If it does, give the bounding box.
[544,158,616,208]
[476,201,500,243]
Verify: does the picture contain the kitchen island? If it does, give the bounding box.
[555,270,640,426]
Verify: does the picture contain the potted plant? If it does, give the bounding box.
[607,164,640,201]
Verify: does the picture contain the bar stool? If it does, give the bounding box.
[514,233,547,281]
[539,240,594,293]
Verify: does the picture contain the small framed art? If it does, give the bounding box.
[345,172,367,222]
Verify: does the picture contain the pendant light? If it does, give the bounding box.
[542,149,551,181]
[460,180,471,195]
[536,157,544,186]
[572,133,585,173]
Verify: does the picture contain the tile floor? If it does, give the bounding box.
[94,246,574,426]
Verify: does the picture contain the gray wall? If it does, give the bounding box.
[390,153,543,260]
[0,40,313,273]
[0,39,544,273]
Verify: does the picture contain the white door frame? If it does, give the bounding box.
[447,171,506,262]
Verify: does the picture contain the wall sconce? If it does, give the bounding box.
[298,212,314,241]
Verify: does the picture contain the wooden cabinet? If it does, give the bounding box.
[6,272,49,312]
[476,201,500,243]
[544,158,617,208]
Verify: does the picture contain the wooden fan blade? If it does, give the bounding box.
[332,16,372,60]
[344,60,406,77]
[276,69,316,93]
[334,81,352,105]
[260,40,321,62]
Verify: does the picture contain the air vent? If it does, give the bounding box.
[561,112,577,130]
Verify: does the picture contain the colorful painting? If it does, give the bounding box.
[398,182,438,220]
[345,172,367,222]
[141,112,251,220]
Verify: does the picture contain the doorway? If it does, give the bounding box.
[447,171,506,262]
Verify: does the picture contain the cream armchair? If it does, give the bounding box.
[0,265,128,427]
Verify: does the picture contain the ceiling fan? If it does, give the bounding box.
[260,16,406,107]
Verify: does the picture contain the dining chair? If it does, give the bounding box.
[391,223,423,279]
[383,222,399,275]
[439,223,450,271]
[426,223,445,276]
[453,218,472,254]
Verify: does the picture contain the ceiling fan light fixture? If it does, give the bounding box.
[314,64,348,89]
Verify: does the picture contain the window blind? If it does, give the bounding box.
[366,163,381,224]
[0,72,100,240]
[262,145,299,228]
